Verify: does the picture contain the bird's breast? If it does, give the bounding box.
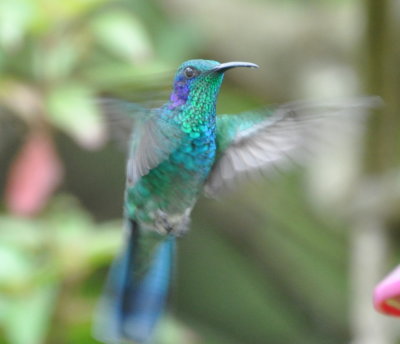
[126,131,216,225]
[170,134,216,172]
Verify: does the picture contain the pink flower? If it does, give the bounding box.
[374,265,400,316]
[5,130,63,216]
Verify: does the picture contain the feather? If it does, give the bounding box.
[94,220,175,344]
[127,110,184,186]
[98,98,184,186]
[204,97,382,197]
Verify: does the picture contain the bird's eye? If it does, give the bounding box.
[183,67,199,79]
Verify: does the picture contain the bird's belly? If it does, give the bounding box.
[125,137,216,234]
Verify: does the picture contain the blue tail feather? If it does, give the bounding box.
[94,220,175,343]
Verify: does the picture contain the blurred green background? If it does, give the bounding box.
[0,0,399,343]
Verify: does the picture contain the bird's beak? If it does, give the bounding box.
[211,61,259,73]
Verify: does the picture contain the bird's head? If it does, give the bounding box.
[169,59,258,109]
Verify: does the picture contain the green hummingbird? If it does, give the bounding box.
[95,59,376,344]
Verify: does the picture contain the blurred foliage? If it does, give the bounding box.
[0,196,121,344]
[0,0,399,344]
[0,0,200,343]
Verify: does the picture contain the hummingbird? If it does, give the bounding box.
[94,59,377,344]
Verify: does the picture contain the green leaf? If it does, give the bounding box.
[33,40,79,82]
[154,315,198,344]
[5,281,58,344]
[43,195,121,274]
[0,0,34,51]
[45,0,108,19]
[46,84,106,149]
[85,225,121,267]
[29,0,108,35]
[91,11,153,62]
[0,216,41,250]
[0,246,32,291]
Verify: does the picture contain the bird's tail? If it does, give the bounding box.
[94,220,175,344]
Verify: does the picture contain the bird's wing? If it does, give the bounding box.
[204,97,381,197]
[100,98,152,150]
[127,109,183,186]
[99,98,184,186]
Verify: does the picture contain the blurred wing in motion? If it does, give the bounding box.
[204,97,381,197]
[99,90,170,150]
[126,111,184,187]
[99,99,151,150]
[99,99,184,187]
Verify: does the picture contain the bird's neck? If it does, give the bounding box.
[166,89,218,134]
[182,101,217,133]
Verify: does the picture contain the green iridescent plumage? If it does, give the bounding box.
[95,59,378,344]
[123,60,257,235]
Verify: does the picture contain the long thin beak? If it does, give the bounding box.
[212,61,259,73]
